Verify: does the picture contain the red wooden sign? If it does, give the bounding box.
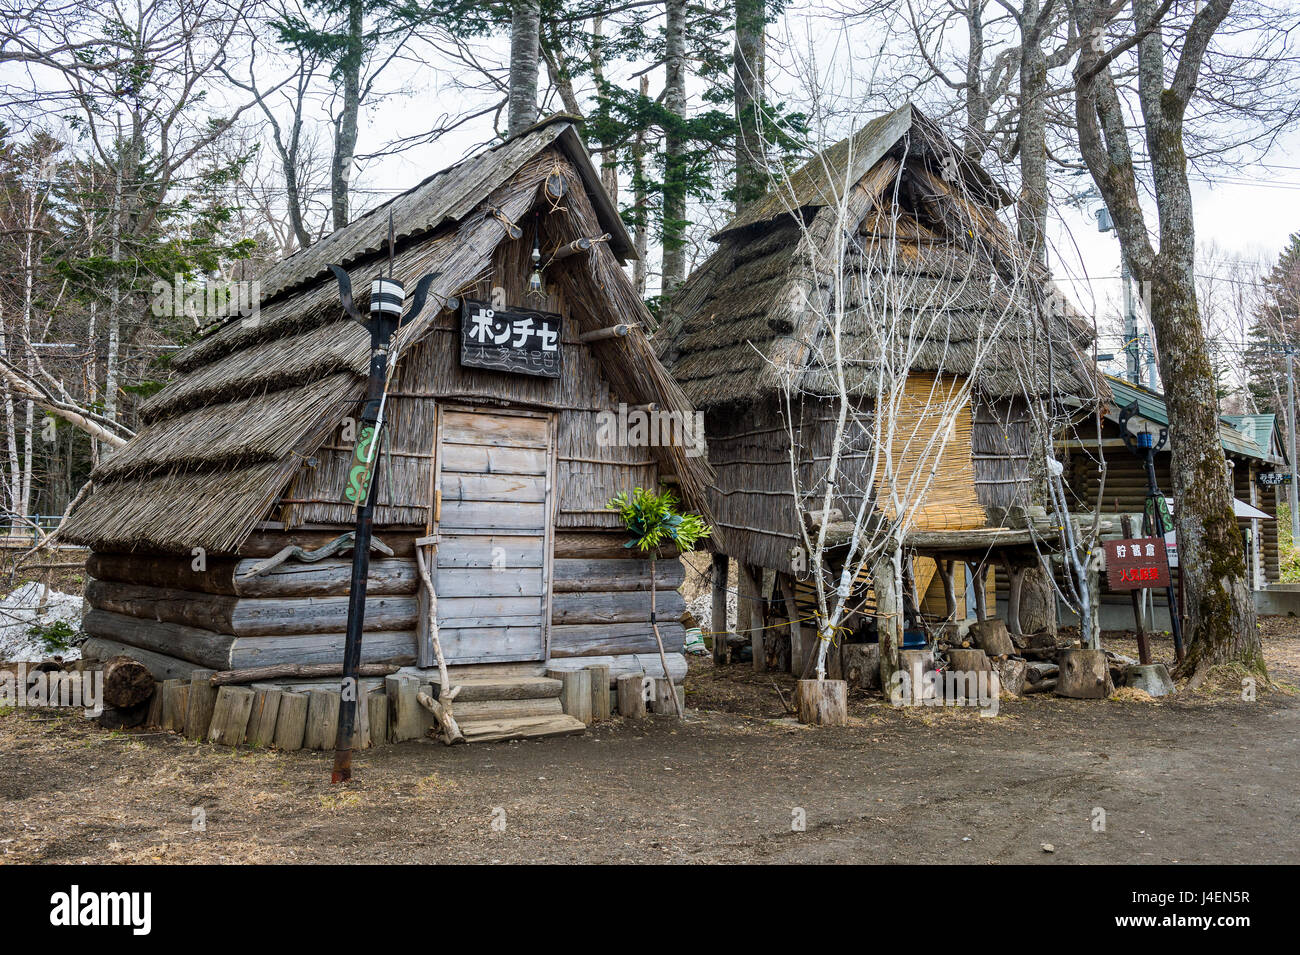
[1104,537,1171,590]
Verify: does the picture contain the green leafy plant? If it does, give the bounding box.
[606,486,711,554]
[28,619,79,654]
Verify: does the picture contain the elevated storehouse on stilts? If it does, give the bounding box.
[658,103,1106,674]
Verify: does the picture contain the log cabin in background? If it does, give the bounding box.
[1060,374,1289,630]
[658,103,1107,675]
[60,115,715,742]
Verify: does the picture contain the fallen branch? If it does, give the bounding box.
[417,687,465,745]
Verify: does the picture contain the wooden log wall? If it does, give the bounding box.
[82,529,690,674]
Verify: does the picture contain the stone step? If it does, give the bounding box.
[453,697,563,722]
[445,675,563,702]
[459,714,587,744]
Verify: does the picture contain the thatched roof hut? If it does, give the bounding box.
[659,104,1107,665]
[65,116,710,555]
[64,117,713,740]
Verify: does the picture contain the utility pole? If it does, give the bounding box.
[1288,352,1299,542]
[1122,259,1140,385]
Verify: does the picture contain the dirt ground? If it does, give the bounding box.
[2,624,1298,865]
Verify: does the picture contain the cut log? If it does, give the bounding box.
[367,690,389,745]
[617,673,648,718]
[245,686,282,747]
[968,619,1015,657]
[651,677,685,717]
[547,668,592,724]
[273,691,309,750]
[386,675,423,742]
[994,658,1028,697]
[145,685,164,728]
[303,688,340,750]
[840,643,881,690]
[102,655,155,710]
[947,649,993,672]
[183,669,218,740]
[794,679,848,726]
[1055,648,1113,699]
[459,714,587,743]
[585,664,611,721]
[160,679,189,733]
[207,687,255,745]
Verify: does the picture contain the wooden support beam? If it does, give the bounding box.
[738,562,765,672]
[939,559,957,620]
[578,323,630,343]
[617,673,648,719]
[780,573,807,676]
[711,552,730,665]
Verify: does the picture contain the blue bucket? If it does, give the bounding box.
[902,629,927,649]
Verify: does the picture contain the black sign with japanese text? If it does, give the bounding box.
[459,299,562,379]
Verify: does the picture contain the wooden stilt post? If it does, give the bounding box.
[711,552,730,665]
[968,561,988,621]
[875,545,903,688]
[739,562,765,672]
[939,559,957,621]
[780,573,806,675]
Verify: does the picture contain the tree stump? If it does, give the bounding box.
[969,619,1015,657]
[1055,649,1113,699]
[617,674,648,719]
[102,656,155,710]
[794,679,848,726]
[898,649,936,704]
[841,643,881,690]
[1124,663,1175,697]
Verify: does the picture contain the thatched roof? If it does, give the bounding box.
[62,117,711,554]
[659,104,1105,409]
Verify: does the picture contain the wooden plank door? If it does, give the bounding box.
[431,406,555,664]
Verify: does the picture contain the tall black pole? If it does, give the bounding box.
[331,289,399,783]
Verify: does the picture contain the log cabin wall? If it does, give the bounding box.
[82,218,688,675]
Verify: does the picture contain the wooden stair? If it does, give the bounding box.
[442,674,586,743]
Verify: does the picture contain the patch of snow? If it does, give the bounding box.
[0,582,84,662]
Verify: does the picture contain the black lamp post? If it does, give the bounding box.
[326,217,438,783]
